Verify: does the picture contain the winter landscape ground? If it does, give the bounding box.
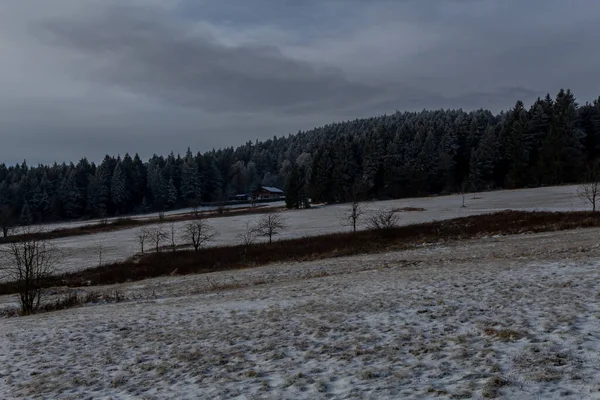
[1,185,600,399]
[0,184,589,276]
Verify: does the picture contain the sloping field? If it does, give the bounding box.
[1,227,600,399]
[1,184,589,276]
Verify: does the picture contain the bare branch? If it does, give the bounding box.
[367,209,399,230]
[147,224,168,253]
[255,212,286,244]
[181,220,216,252]
[237,221,257,245]
[136,227,150,254]
[0,225,60,314]
[236,221,258,259]
[340,200,364,233]
[578,173,600,212]
[169,222,178,252]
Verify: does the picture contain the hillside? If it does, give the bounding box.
[1,89,599,229]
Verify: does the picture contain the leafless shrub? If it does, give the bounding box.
[367,209,399,230]
[181,219,216,252]
[136,227,150,254]
[0,226,60,314]
[256,212,286,244]
[148,225,168,253]
[578,178,600,212]
[158,211,165,221]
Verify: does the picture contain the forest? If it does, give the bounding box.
[0,88,599,229]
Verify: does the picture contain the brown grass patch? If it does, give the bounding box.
[394,207,426,212]
[483,328,524,342]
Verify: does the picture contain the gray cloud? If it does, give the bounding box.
[0,0,599,164]
[40,5,381,114]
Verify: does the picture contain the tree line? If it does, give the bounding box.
[1,88,599,231]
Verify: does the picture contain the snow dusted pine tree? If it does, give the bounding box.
[111,162,128,215]
[19,200,33,226]
[180,148,202,207]
[59,170,81,219]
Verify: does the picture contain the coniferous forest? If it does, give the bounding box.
[1,89,599,227]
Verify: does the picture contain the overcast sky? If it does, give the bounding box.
[1,0,599,164]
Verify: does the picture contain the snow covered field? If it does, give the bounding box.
[2,184,589,276]
[16,201,286,233]
[2,227,600,399]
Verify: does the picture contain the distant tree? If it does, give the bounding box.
[59,170,82,219]
[285,165,307,209]
[236,221,258,258]
[340,182,366,233]
[341,200,364,233]
[181,148,202,208]
[578,170,600,212]
[19,201,33,226]
[256,212,286,244]
[168,222,178,252]
[111,162,128,214]
[0,205,14,237]
[181,219,216,252]
[148,225,168,253]
[136,227,150,254]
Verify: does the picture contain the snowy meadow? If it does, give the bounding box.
[1,185,599,399]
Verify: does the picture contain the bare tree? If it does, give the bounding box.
[461,181,468,208]
[0,205,14,238]
[148,225,168,253]
[136,227,150,254]
[578,178,600,212]
[94,240,105,266]
[255,212,286,244]
[0,227,59,314]
[367,209,399,230]
[169,222,178,252]
[181,219,216,252]
[236,221,258,258]
[340,200,364,233]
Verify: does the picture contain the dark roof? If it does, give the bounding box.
[260,186,284,193]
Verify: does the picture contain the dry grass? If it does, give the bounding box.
[393,207,426,212]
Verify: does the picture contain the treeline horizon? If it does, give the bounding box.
[1,88,600,228]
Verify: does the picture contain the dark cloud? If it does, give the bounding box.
[0,0,599,164]
[41,5,380,114]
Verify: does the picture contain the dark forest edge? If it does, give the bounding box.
[1,210,599,297]
[1,88,600,234]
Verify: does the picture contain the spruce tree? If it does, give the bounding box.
[111,162,127,214]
